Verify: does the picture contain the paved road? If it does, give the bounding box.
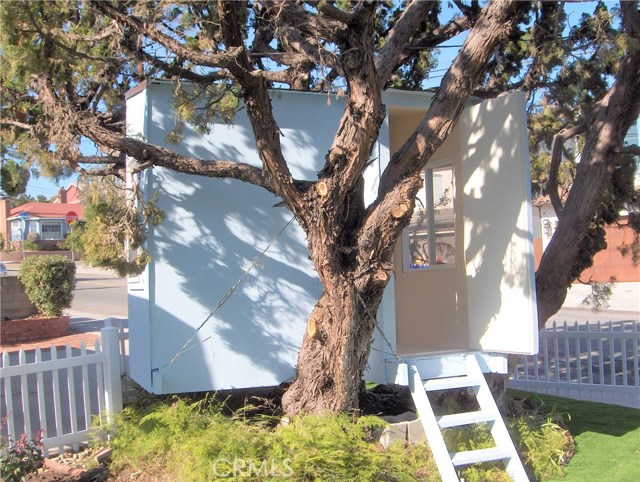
[550,281,639,327]
[69,265,127,320]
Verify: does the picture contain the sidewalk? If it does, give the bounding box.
[560,281,639,312]
[0,332,101,354]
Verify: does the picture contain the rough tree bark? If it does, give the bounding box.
[282,0,529,414]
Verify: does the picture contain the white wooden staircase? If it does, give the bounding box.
[408,353,529,482]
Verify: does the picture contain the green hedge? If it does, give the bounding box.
[18,255,76,316]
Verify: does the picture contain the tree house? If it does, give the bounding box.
[125,81,537,394]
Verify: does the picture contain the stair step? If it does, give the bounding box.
[409,355,530,481]
[437,410,496,428]
[423,375,482,392]
[450,447,512,467]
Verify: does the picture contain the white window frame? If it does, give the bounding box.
[402,158,456,271]
[10,220,22,241]
[40,220,64,240]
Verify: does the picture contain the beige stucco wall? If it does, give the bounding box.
[389,108,469,355]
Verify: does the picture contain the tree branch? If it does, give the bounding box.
[0,118,33,130]
[308,1,355,25]
[378,0,530,197]
[548,124,587,219]
[119,34,232,84]
[216,1,301,209]
[399,13,475,63]
[262,1,348,41]
[376,0,437,87]
[613,144,640,156]
[76,155,124,165]
[33,76,278,194]
[94,2,243,69]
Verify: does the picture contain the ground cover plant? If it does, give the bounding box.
[104,391,576,481]
[107,397,438,481]
[520,392,640,482]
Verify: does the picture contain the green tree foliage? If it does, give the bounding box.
[71,178,163,276]
[9,193,49,208]
[0,159,29,196]
[18,255,76,316]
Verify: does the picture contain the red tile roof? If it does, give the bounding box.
[9,202,85,220]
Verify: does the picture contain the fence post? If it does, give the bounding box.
[101,326,123,421]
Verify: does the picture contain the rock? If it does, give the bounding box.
[406,419,426,444]
[380,411,418,424]
[377,412,426,448]
[94,448,112,464]
[378,423,407,449]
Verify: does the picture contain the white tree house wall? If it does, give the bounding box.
[125,81,538,394]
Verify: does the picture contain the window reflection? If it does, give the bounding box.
[406,165,456,269]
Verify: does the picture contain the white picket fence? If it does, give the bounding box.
[105,317,129,377]
[0,326,123,456]
[509,320,640,409]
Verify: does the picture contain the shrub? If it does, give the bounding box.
[108,398,439,482]
[18,255,76,316]
[63,221,84,253]
[0,429,45,482]
[22,239,39,251]
[508,398,573,481]
[39,242,65,251]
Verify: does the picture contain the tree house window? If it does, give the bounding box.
[405,164,456,270]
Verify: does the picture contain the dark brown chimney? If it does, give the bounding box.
[58,187,67,204]
[0,198,11,247]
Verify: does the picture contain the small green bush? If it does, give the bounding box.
[509,398,573,481]
[22,239,40,251]
[18,255,76,316]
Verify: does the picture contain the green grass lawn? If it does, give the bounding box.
[513,392,640,482]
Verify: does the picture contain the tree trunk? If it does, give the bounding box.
[281,283,380,414]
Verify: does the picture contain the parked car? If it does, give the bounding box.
[0,262,7,276]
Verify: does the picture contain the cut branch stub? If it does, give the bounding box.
[373,270,389,283]
[391,203,410,219]
[306,316,317,339]
[316,180,330,197]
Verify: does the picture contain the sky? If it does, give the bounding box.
[24,1,605,198]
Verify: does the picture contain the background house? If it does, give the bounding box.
[0,185,84,248]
